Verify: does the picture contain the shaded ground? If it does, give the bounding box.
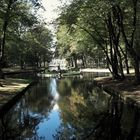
[2,67,44,75]
[0,67,40,115]
[94,75,140,107]
[0,78,30,110]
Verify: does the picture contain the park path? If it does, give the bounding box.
[80,68,134,74]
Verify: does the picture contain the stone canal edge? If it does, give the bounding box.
[93,77,140,109]
[0,79,37,118]
[1,76,140,118]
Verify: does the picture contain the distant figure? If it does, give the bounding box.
[58,65,62,78]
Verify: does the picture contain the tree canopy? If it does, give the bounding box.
[0,0,53,73]
[56,0,140,82]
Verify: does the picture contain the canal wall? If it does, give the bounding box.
[93,78,140,109]
[0,80,37,118]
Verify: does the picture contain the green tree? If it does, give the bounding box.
[57,0,140,81]
[0,0,41,77]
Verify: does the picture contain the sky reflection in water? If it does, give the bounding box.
[37,78,61,140]
[1,77,140,140]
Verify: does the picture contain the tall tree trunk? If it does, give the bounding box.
[20,59,24,70]
[119,45,129,74]
[133,0,140,80]
[82,55,86,68]
[115,44,124,79]
[124,47,130,74]
[71,58,74,67]
[111,7,125,79]
[106,13,123,79]
[116,1,140,82]
[74,57,78,68]
[0,0,14,78]
[134,57,140,82]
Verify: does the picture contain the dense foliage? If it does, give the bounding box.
[56,0,140,81]
[0,0,53,72]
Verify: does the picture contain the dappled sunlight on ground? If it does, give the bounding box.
[0,78,29,109]
[0,78,28,92]
[0,83,28,92]
[80,68,134,74]
[95,75,140,107]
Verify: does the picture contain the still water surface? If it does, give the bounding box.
[0,76,140,140]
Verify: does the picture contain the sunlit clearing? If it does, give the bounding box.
[53,103,59,111]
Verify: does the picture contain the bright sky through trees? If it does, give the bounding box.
[38,0,66,45]
[41,0,61,23]
[39,0,69,30]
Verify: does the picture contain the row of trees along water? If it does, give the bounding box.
[0,0,53,77]
[56,0,140,82]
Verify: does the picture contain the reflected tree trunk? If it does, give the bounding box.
[127,108,140,140]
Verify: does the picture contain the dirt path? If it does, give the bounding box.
[80,68,134,74]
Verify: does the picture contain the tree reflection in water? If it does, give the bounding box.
[55,79,140,140]
[0,78,54,140]
[0,78,140,140]
[0,98,42,140]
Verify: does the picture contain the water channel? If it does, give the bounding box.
[0,74,140,140]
